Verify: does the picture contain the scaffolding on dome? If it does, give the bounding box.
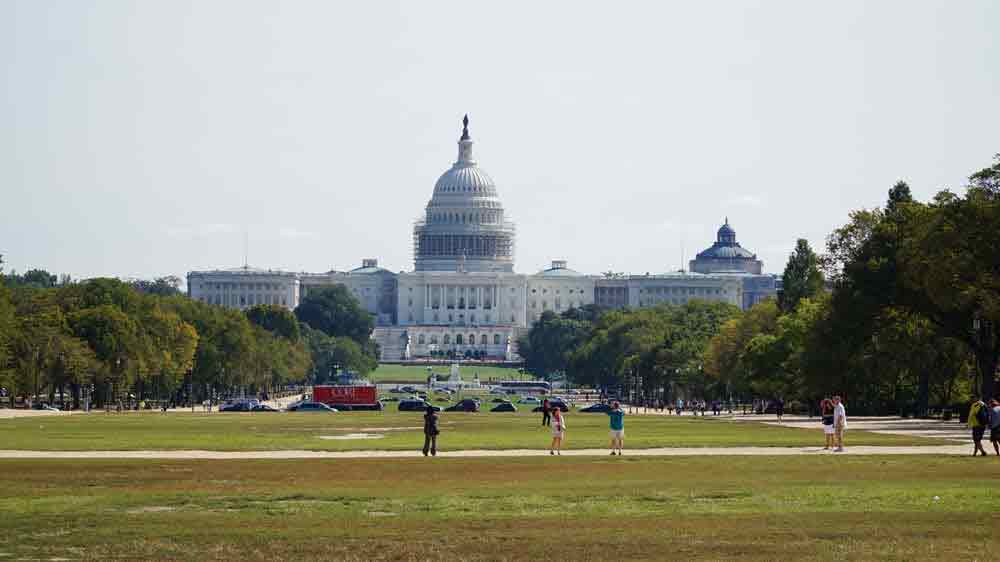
[412,218,516,270]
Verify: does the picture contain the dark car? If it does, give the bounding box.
[398,399,441,412]
[444,399,481,412]
[490,402,517,413]
[579,403,612,413]
[400,386,419,394]
[287,402,337,412]
[251,404,279,412]
[532,400,570,413]
[491,397,511,403]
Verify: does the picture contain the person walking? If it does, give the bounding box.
[989,399,1000,456]
[968,397,989,457]
[775,397,785,423]
[832,395,847,452]
[422,404,439,457]
[607,401,625,455]
[541,398,551,427]
[820,398,835,450]
[550,407,566,455]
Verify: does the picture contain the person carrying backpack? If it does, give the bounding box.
[968,397,989,457]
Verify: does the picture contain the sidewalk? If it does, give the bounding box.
[0,444,971,460]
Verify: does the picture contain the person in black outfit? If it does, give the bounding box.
[775,397,785,423]
[422,405,439,457]
[541,399,551,426]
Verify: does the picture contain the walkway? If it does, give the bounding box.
[0,444,972,460]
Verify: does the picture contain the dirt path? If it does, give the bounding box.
[0,444,971,460]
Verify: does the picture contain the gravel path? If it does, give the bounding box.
[0,444,971,459]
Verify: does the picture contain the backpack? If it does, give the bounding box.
[975,403,989,426]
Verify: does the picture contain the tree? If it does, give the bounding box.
[130,276,183,297]
[780,239,825,312]
[519,311,593,379]
[246,304,301,342]
[294,285,374,343]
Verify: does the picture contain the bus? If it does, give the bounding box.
[493,380,552,395]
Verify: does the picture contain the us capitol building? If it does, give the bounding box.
[188,116,777,360]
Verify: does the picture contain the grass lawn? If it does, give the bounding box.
[367,363,527,383]
[0,411,948,451]
[1,456,997,560]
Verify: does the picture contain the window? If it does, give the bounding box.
[480,334,488,345]
[430,335,438,344]
[443,334,451,344]
[468,334,475,345]
[456,334,463,345]
[418,334,425,344]
[408,299,413,307]
[494,334,501,345]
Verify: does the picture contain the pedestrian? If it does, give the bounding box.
[820,398,835,450]
[775,397,785,423]
[832,395,848,452]
[541,398,551,427]
[607,400,625,456]
[550,407,566,455]
[675,398,683,416]
[990,399,1000,456]
[422,404,439,457]
[968,396,989,457]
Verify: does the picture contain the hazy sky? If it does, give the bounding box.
[2,1,998,283]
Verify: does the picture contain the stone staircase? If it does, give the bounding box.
[372,327,409,361]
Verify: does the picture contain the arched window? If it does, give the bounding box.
[468,334,475,346]
[480,334,488,345]
[455,334,463,345]
[430,335,438,344]
[418,334,425,344]
[494,334,501,345]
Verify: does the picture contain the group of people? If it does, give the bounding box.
[819,396,849,452]
[541,398,624,456]
[422,398,627,457]
[968,397,1000,457]
[420,392,1000,458]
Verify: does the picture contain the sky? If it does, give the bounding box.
[2,1,998,284]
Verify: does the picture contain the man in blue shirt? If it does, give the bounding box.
[607,401,625,456]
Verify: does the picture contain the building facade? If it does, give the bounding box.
[187,116,777,360]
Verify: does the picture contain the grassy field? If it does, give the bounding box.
[1,456,997,560]
[367,363,527,383]
[0,411,948,451]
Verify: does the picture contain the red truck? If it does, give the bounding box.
[311,385,382,411]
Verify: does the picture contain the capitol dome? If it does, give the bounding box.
[413,116,515,272]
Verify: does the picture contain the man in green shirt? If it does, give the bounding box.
[606,401,625,456]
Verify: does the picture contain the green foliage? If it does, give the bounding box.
[3,277,311,407]
[519,310,593,379]
[246,304,301,342]
[779,239,824,312]
[294,285,374,343]
[129,276,183,297]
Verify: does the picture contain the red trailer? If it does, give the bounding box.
[312,385,382,411]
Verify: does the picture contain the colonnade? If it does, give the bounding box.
[424,284,500,311]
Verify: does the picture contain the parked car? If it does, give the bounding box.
[400,386,419,394]
[219,401,251,412]
[490,402,517,413]
[579,403,612,413]
[532,400,570,413]
[251,404,280,412]
[389,387,406,394]
[287,402,337,412]
[491,397,510,403]
[444,399,481,412]
[518,396,540,404]
[436,388,455,395]
[398,399,441,412]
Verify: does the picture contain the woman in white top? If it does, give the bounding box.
[833,395,847,452]
[549,407,566,455]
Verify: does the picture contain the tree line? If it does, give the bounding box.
[520,155,1000,415]
[0,265,377,408]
